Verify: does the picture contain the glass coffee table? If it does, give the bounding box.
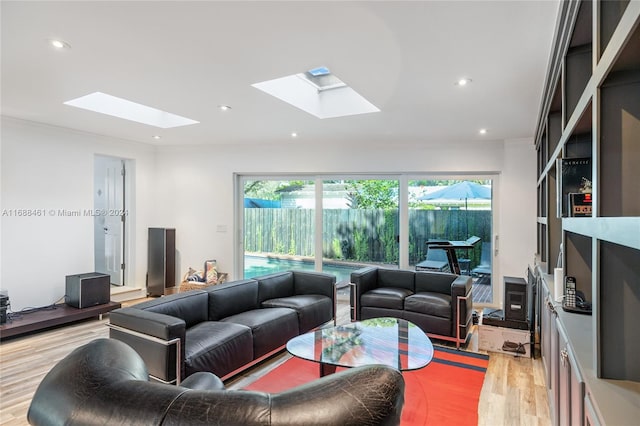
[286,317,434,376]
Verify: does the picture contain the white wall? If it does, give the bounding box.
[1,117,537,310]
[499,138,538,277]
[0,117,156,310]
[155,137,537,304]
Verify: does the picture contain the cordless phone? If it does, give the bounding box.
[565,276,576,307]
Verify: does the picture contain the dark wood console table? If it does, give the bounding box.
[0,301,121,340]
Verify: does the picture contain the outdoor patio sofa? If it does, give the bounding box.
[28,338,405,426]
[350,266,473,348]
[109,270,336,384]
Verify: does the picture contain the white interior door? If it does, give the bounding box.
[94,155,125,285]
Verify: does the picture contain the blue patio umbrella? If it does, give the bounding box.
[419,181,491,235]
[419,181,491,203]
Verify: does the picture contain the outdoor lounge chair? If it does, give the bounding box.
[415,242,451,272]
[471,242,491,284]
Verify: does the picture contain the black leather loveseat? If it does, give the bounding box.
[109,270,335,383]
[350,267,472,348]
[28,338,405,426]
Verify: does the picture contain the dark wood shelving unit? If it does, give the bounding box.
[534,0,640,424]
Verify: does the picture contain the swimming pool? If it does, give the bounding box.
[244,255,362,283]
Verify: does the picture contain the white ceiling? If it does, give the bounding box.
[1,1,560,147]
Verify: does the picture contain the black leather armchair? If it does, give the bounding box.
[351,267,473,348]
[28,338,405,426]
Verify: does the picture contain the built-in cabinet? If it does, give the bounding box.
[558,317,586,426]
[540,279,585,426]
[538,275,638,425]
[535,1,640,424]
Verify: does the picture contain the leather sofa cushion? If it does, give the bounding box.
[415,271,456,294]
[222,308,299,358]
[207,280,260,320]
[184,321,253,378]
[256,271,295,303]
[404,311,452,337]
[262,295,332,333]
[292,270,335,298]
[361,287,413,310]
[404,292,452,319]
[361,307,405,321]
[137,291,208,328]
[378,268,415,291]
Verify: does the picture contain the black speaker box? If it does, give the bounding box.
[0,292,8,325]
[65,272,110,309]
[504,276,527,322]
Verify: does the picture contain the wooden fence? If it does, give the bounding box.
[244,209,492,267]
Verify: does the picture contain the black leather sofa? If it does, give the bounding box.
[109,270,336,383]
[350,267,473,348]
[28,338,405,426]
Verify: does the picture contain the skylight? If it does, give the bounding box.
[299,68,347,91]
[63,92,199,128]
[252,67,379,119]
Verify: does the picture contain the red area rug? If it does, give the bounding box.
[244,346,489,426]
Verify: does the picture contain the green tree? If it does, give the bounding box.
[345,180,398,209]
[275,180,308,194]
[244,180,280,200]
[244,180,312,200]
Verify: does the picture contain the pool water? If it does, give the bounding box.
[244,255,361,283]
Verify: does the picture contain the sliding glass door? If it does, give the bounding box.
[238,174,495,305]
[321,179,399,283]
[242,179,315,278]
[408,178,494,304]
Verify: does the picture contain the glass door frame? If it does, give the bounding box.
[407,173,499,307]
[234,173,403,278]
[234,172,500,307]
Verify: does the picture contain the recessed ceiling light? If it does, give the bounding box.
[64,92,199,128]
[152,135,162,140]
[291,132,298,138]
[218,105,231,111]
[49,39,71,49]
[479,128,487,135]
[455,78,472,86]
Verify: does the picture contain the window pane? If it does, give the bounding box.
[409,179,493,304]
[243,179,314,278]
[322,179,399,282]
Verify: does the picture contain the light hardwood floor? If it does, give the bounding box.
[0,298,550,425]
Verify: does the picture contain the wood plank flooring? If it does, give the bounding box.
[0,297,550,425]
[472,279,493,304]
